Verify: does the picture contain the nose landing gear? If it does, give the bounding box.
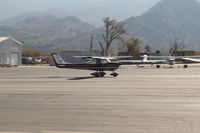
[110,71,119,77]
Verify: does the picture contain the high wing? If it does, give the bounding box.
[147,55,200,59]
[74,56,132,63]
[118,55,166,65]
[182,58,200,63]
[51,53,121,77]
[118,59,167,65]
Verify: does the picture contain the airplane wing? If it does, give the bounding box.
[118,59,166,65]
[74,56,132,60]
[147,55,200,59]
[182,58,200,63]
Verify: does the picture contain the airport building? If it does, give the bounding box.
[49,51,100,66]
[0,37,23,66]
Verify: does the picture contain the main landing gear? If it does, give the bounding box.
[91,71,106,77]
[91,71,119,77]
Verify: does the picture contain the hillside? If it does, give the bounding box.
[0,9,70,26]
[1,0,200,53]
[0,16,95,52]
[49,0,200,52]
[125,0,200,50]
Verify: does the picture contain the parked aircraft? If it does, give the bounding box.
[145,55,200,68]
[22,57,48,65]
[182,57,200,63]
[119,55,166,66]
[119,55,192,68]
[51,53,128,77]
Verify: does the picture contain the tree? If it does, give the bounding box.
[122,37,141,56]
[144,45,152,54]
[155,50,161,55]
[170,37,185,55]
[22,48,48,57]
[99,17,126,56]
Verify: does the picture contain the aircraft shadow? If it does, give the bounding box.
[68,76,97,80]
[68,76,112,80]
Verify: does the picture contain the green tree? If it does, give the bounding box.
[122,37,141,56]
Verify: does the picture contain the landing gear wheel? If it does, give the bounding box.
[91,72,99,77]
[99,72,106,77]
[183,65,188,68]
[110,72,119,77]
[91,72,106,77]
[156,65,160,68]
[95,74,100,77]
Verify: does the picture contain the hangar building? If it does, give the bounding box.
[0,37,22,66]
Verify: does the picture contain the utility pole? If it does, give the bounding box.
[90,35,94,51]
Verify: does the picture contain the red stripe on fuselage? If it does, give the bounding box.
[56,63,120,71]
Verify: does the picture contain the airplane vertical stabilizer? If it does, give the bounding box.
[51,53,71,65]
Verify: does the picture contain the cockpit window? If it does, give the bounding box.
[87,58,111,64]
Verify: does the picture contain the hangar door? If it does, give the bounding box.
[0,53,4,64]
[10,53,19,66]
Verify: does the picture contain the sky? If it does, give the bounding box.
[0,0,162,25]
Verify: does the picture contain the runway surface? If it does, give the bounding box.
[1,65,200,133]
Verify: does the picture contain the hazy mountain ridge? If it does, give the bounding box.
[134,0,200,49]
[56,0,200,52]
[0,16,95,50]
[0,0,162,26]
[1,0,200,52]
[0,9,70,26]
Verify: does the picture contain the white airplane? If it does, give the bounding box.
[182,57,200,63]
[119,55,195,68]
[52,53,131,77]
[145,55,200,68]
[119,55,166,66]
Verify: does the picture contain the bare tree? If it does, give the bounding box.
[100,17,126,56]
[98,41,105,55]
[170,37,185,55]
[144,45,152,54]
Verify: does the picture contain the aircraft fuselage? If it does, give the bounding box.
[56,63,120,71]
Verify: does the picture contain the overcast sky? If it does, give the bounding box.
[0,0,163,22]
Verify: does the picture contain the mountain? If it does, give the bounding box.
[0,9,70,26]
[1,0,200,53]
[0,0,161,26]
[48,0,200,52]
[125,0,200,50]
[0,16,95,51]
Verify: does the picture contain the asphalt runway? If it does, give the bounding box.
[1,65,200,133]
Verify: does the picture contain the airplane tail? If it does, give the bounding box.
[51,53,71,65]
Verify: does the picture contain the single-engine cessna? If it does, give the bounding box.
[51,53,127,77]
